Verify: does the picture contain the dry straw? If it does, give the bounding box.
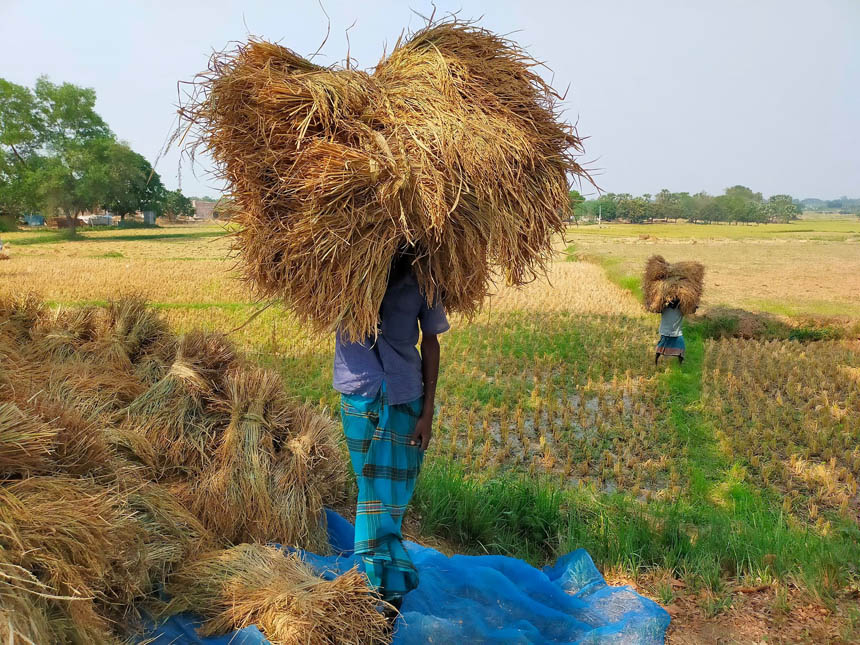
[0,295,358,641]
[0,402,56,475]
[124,330,237,475]
[643,255,704,315]
[180,20,592,340]
[165,544,388,645]
[192,369,345,551]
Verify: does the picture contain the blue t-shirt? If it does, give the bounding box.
[659,303,683,337]
[333,271,450,405]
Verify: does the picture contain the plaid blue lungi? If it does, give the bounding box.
[656,334,686,357]
[341,381,424,601]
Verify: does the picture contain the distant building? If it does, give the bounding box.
[193,200,216,220]
[23,214,45,227]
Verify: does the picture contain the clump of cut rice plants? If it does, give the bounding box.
[164,544,388,645]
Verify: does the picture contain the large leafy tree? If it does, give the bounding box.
[0,76,163,228]
[103,143,165,220]
[765,194,801,223]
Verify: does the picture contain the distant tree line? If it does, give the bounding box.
[797,197,860,215]
[0,76,194,228]
[571,185,808,224]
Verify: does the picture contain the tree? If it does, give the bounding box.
[568,190,584,221]
[725,185,763,203]
[0,79,43,216]
[616,196,650,223]
[103,143,166,220]
[161,189,195,221]
[765,194,801,223]
[0,76,165,230]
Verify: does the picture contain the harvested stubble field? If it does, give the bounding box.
[569,219,860,319]
[2,223,859,643]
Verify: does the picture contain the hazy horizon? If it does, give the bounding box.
[2,0,857,200]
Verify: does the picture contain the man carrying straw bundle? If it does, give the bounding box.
[643,255,704,366]
[334,248,448,611]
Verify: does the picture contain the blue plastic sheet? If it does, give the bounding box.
[140,510,669,644]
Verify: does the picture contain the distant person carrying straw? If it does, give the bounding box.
[642,255,704,366]
[334,249,449,612]
[654,298,688,364]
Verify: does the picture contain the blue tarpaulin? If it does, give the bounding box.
[140,510,669,644]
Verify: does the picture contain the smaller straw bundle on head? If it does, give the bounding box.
[643,255,704,315]
[165,544,389,645]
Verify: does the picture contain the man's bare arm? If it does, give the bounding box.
[411,333,440,450]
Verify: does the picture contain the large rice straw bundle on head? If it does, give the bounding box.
[191,369,344,551]
[643,255,704,316]
[165,544,389,645]
[180,20,592,340]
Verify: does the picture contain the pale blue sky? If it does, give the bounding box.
[1,0,857,199]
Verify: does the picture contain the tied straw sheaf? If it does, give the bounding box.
[643,255,705,316]
[0,294,390,645]
[178,19,593,340]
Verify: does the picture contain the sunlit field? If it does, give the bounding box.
[569,218,860,319]
[2,223,859,641]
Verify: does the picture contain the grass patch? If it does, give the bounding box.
[413,460,860,595]
[87,250,125,259]
[567,220,860,240]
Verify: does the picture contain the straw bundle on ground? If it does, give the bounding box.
[191,369,345,551]
[87,296,171,370]
[165,544,388,645]
[0,293,44,345]
[31,305,101,362]
[0,556,55,645]
[21,396,115,477]
[124,330,237,475]
[126,482,213,591]
[269,405,347,552]
[0,402,56,476]
[0,476,148,642]
[0,295,361,641]
[643,255,704,315]
[181,20,591,340]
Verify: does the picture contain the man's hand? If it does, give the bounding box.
[411,414,433,451]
